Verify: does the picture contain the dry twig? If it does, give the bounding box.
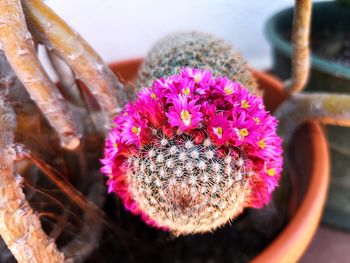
[276,93,350,142]
[62,174,105,263]
[277,0,350,141]
[0,0,81,150]
[22,0,128,130]
[46,48,84,107]
[21,150,109,226]
[0,97,64,263]
[285,0,312,95]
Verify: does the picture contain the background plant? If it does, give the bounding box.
[275,0,350,140]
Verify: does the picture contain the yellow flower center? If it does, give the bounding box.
[239,128,249,138]
[253,117,260,124]
[181,110,192,126]
[213,127,223,139]
[266,168,276,177]
[131,126,141,136]
[241,100,250,109]
[113,142,118,149]
[194,75,201,83]
[182,87,190,96]
[224,86,234,95]
[151,93,157,99]
[258,139,266,149]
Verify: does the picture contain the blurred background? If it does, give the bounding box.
[42,0,322,71]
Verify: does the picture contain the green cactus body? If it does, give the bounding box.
[135,33,258,234]
[137,32,258,95]
[128,136,250,235]
[102,32,283,235]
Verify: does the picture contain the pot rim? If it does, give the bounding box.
[251,71,330,262]
[264,0,350,80]
[109,59,330,263]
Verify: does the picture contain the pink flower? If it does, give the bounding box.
[200,101,217,117]
[229,111,257,146]
[212,77,240,98]
[135,88,165,127]
[164,77,195,99]
[166,96,203,131]
[121,113,149,147]
[103,129,121,160]
[101,67,283,231]
[208,113,231,145]
[181,67,212,95]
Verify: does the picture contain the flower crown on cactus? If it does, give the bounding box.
[101,68,283,235]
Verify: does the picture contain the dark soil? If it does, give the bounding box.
[312,31,350,67]
[282,30,350,67]
[86,194,287,263]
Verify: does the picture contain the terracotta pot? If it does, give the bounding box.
[108,59,330,263]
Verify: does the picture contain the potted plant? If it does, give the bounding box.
[0,0,339,262]
[265,0,350,230]
[108,59,330,263]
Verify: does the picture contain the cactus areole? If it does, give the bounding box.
[101,68,283,235]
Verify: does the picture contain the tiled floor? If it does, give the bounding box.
[301,225,350,263]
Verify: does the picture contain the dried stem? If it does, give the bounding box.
[285,0,312,95]
[0,97,64,263]
[22,0,128,130]
[275,93,350,142]
[0,0,81,150]
[46,48,84,107]
[21,150,109,227]
[0,51,16,96]
[22,150,140,248]
[46,49,111,134]
[62,174,105,263]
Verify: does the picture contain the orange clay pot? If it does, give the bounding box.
[109,59,330,263]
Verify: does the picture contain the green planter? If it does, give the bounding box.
[265,1,350,230]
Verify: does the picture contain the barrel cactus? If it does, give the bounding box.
[137,32,258,94]
[101,33,283,235]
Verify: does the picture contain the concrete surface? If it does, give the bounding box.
[301,225,350,263]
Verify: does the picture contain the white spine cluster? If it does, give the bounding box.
[127,133,251,235]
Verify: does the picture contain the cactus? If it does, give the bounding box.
[101,65,283,235]
[101,32,280,235]
[138,32,258,95]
